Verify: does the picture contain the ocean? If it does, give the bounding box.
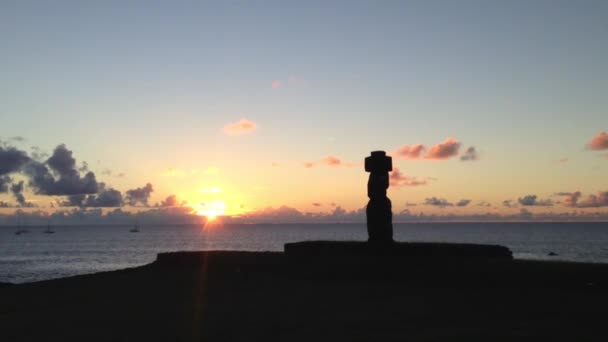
[1,222,608,284]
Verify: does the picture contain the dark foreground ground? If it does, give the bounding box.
[2,248,608,341]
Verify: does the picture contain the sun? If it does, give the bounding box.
[194,200,226,220]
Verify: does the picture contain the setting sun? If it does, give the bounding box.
[193,200,226,220]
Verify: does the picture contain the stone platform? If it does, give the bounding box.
[284,241,513,259]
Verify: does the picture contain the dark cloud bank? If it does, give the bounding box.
[3,204,608,226]
[0,142,154,209]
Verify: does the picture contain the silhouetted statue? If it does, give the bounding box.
[365,151,393,244]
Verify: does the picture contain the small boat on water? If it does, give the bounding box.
[130,221,140,233]
[44,220,55,234]
[15,217,28,235]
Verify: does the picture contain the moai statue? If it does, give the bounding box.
[365,151,393,244]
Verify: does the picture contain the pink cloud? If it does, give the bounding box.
[223,118,257,136]
[389,167,427,188]
[394,144,425,159]
[425,137,461,160]
[587,131,608,150]
[304,156,353,168]
[557,191,608,208]
[577,191,608,208]
[554,158,569,164]
[557,191,582,207]
[271,80,282,89]
[323,156,342,166]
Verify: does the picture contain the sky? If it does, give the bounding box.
[1,1,607,223]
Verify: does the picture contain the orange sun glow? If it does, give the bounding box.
[193,200,226,220]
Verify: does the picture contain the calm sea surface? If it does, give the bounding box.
[1,222,608,283]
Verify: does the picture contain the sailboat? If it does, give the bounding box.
[130,220,140,233]
[14,217,28,235]
[44,220,55,234]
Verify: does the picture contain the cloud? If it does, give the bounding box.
[29,146,48,161]
[517,194,553,207]
[460,146,478,161]
[223,118,257,136]
[389,167,427,187]
[24,144,99,196]
[394,144,425,159]
[577,191,608,208]
[84,187,123,207]
[587,131,608,150]
[271,80,282,89]
[556,192,582,207]
[392,138,476,161]
[322,156,343,166]
[158,195,179,207]
[554,158,569,164]
[456,199,471,207]
[60,184,124,208]
[559,191,608,208]
[312,202,322,207]
[304,156,353,168]
[125,183,154,206]
[477,201,492,207]
[321,156,353,167]
[502,200,516,208]
[0,175,10,193]
[0,145,31,176]
[424,197,453,208]
[405,202,417,207]
[425,137,461,160]
[10,181,34,207]
[235,205,365,224]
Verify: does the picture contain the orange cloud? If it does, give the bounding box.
[393,138,472,161]
[389,167,427,188]
[587,131,608,150]
[394,144,425,159]
[223,118,257,136]
[304,156,353,168]
[321,155,353,167]
[425,137,461,160]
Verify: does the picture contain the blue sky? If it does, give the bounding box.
[1,1,607,219]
